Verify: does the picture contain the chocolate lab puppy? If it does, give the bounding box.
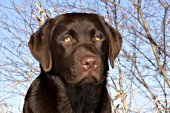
[23,13,122,113]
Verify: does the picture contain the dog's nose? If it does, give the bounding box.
[81,56,99,71]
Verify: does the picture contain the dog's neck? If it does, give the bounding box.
[65,83,105,113]
[42,71,107,113]
[35,71,110,113]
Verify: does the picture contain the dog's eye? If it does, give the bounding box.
[94,35,102,41]
[63,36,72,43]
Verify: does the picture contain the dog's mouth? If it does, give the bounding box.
[65,66,105,86]
[81,70,101,83]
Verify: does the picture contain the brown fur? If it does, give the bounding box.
[24,13,122,113]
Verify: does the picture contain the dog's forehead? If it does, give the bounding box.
[53,13,103,31]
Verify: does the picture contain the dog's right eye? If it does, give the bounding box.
[63,36,72,43]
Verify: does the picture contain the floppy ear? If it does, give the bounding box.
[28,19,54,72]
[98,17,122,68]
[108,27,122,68]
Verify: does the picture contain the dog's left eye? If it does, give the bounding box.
[94,35,102,41]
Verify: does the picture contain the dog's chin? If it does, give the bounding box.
[79,76,98,85]
[66,71,105,87]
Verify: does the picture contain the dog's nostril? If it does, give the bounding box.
[86,62,89,65]
[81,56,99,71]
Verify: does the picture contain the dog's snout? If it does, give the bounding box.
[81,56,99,71]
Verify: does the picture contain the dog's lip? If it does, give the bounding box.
[81,70,101,82]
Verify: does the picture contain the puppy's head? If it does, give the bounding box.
[28,13,122,86]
